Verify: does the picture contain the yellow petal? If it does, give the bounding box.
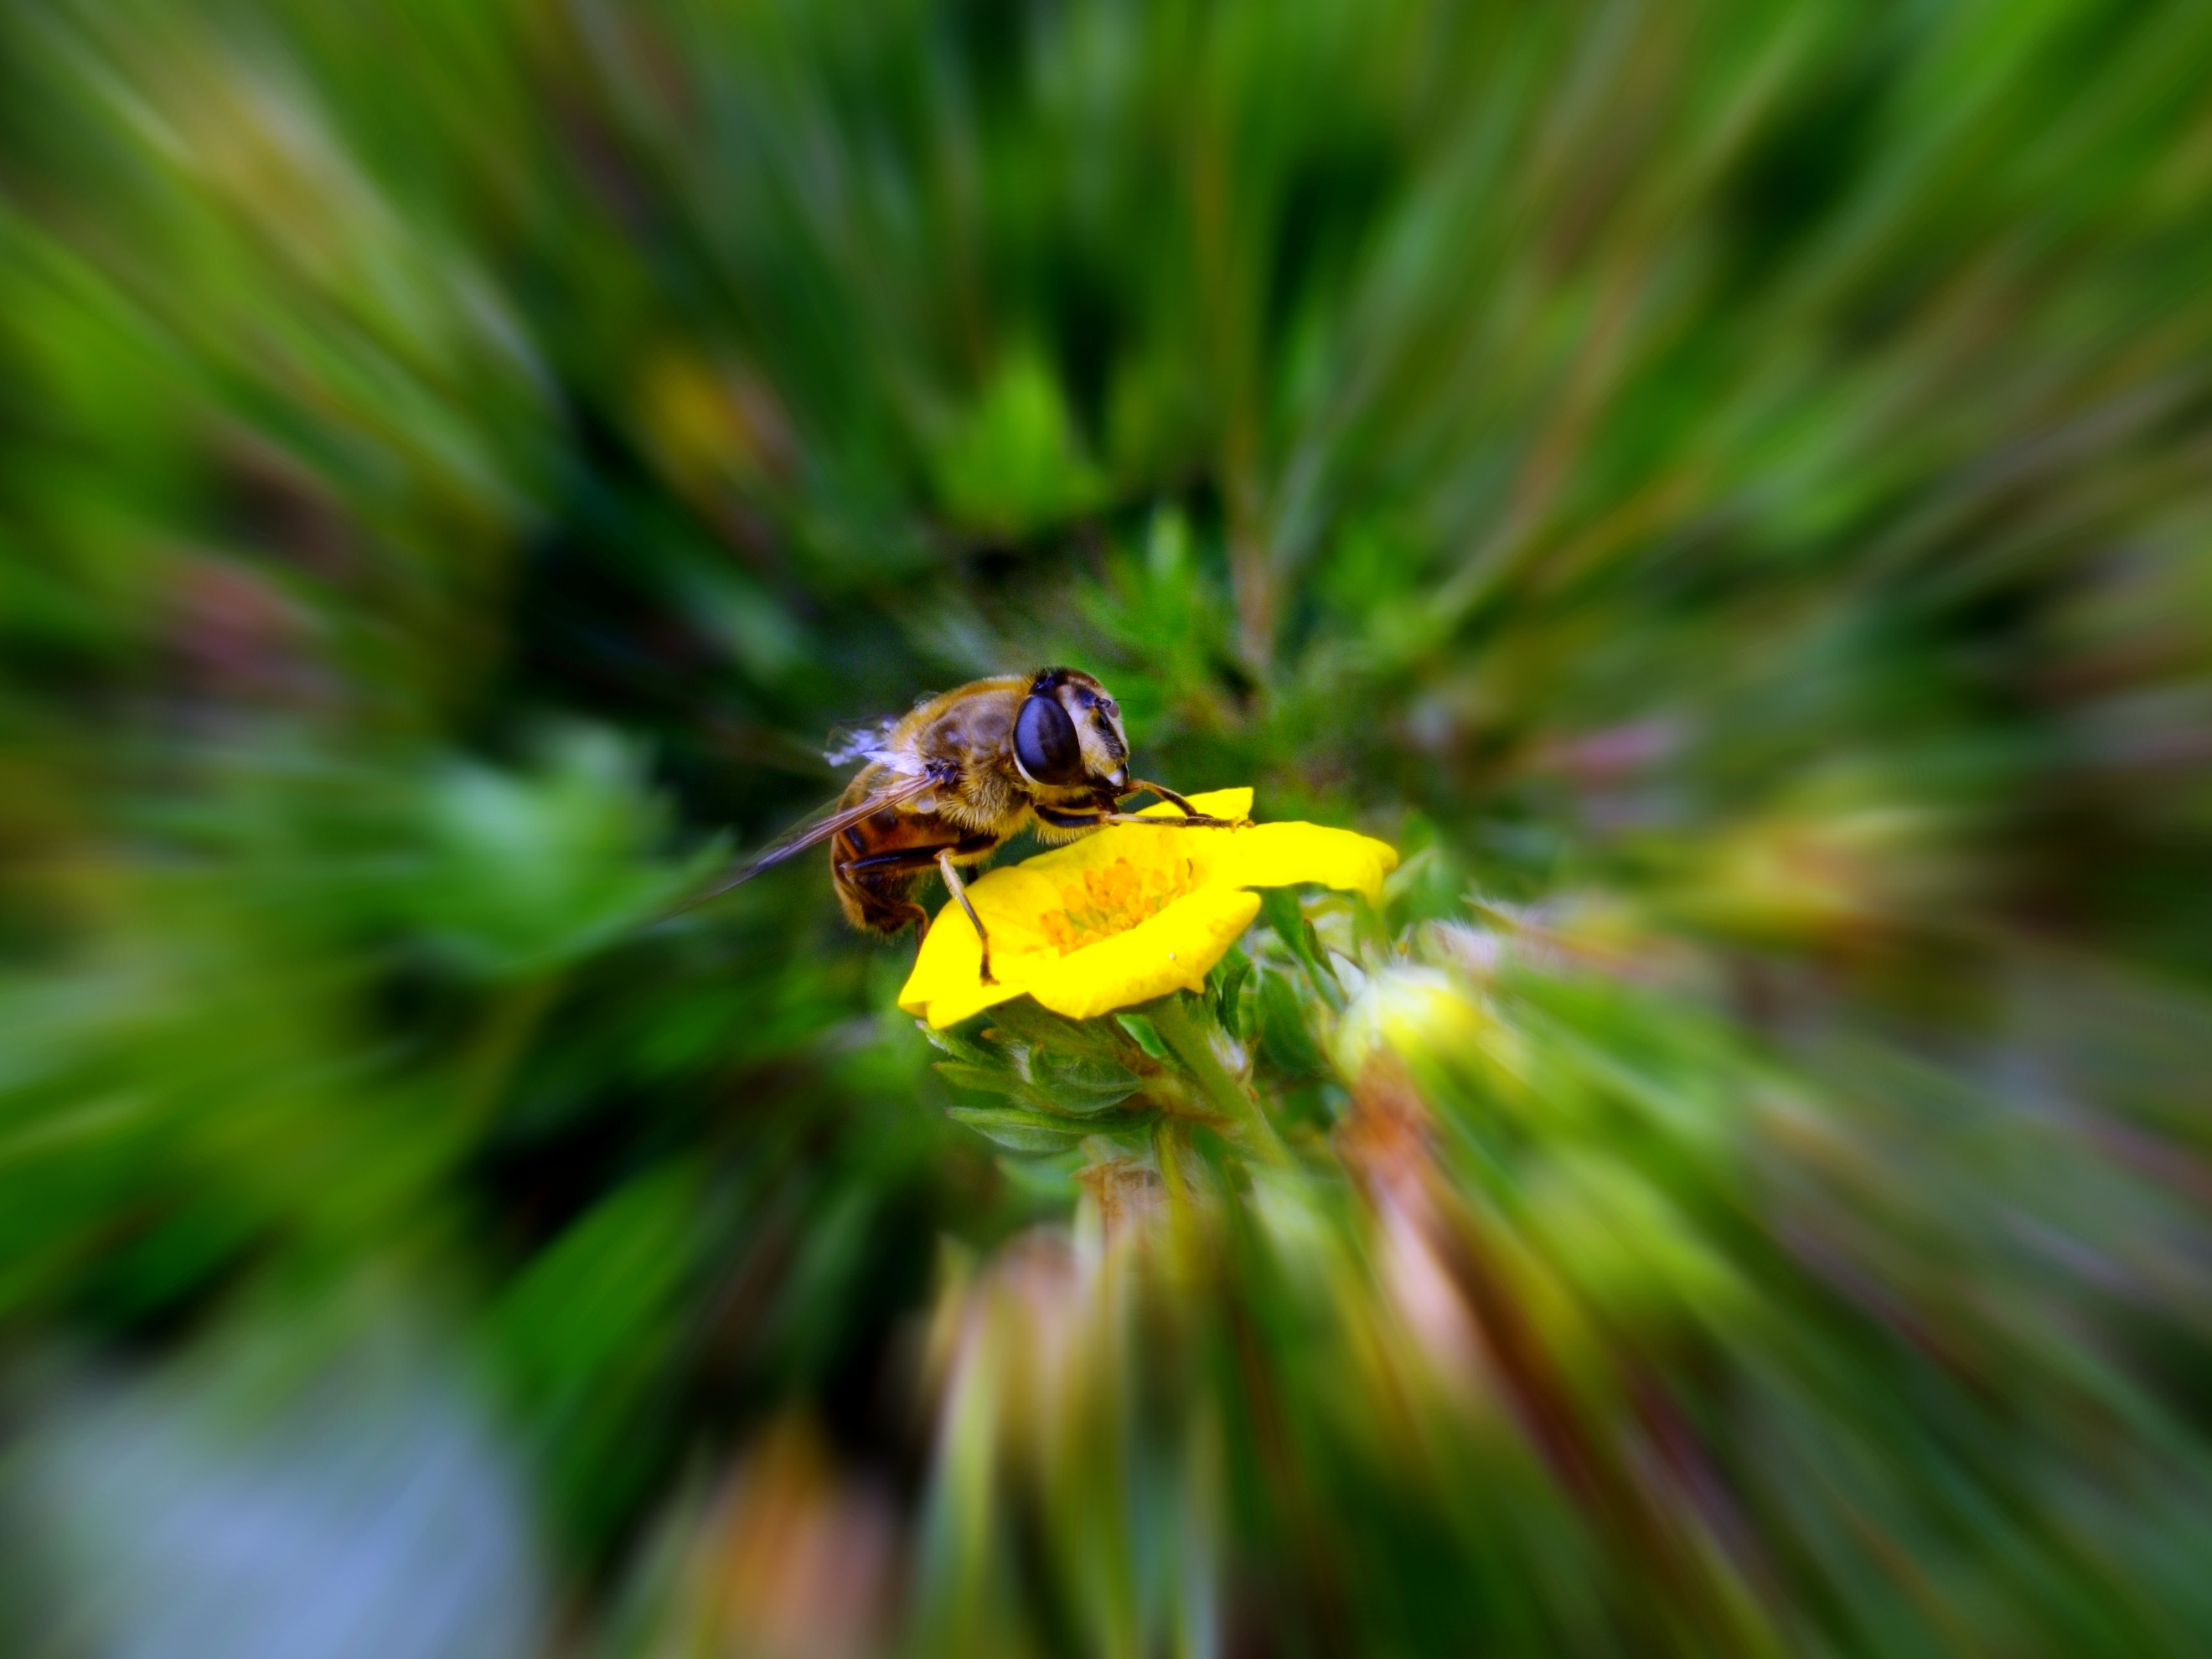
[1184,820,1399,906]
[1130,788,1394,902]
[1021,888,1263,1021]
[895,785,1398,1026]
[912,969,1031,1030]
[896,866,1060,1016]
[992,788,1253,888]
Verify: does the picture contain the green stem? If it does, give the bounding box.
[1148,992,1289,1169]
[1154,1116,1198,1214]
[1152,1116,1210,1275]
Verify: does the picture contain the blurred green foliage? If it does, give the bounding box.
[3,0,2212,1654]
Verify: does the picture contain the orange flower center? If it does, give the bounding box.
[1038,856,1197,955]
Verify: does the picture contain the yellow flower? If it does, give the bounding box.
[897,789,1398,1027]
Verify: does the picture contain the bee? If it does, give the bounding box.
[705,668,1239,982]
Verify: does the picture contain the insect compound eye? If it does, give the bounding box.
[1014,693,1086,785]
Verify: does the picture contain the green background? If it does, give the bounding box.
[3,3,2210,1654]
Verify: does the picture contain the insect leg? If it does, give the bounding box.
[1097,811,1242,828]
[834,827,995,943]
[1036,801,1240,832]
[1034,803,1107,830]
[1118,779,1251,827]
[832,844,935,938]
[841,831,996,876]
[842,846,953,875]
[1119,778,1201,815]
[934,849,997,985]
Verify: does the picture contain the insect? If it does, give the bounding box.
[705,668,1241,982]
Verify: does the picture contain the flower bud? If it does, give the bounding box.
[1329,965,1491,1083]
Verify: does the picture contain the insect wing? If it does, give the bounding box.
[676,772,942,913]
[736,775,940,876]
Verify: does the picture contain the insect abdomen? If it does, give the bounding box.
[830,801,962,936]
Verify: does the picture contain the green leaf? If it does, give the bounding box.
[1213,949,1254,1041]
[994,1149,1086,1201]
[1115,1013,1170,1060]
[1026,1049,1142,1112]
[1259,888,1344,1008]
[945,1107,1087,1153]
[919,1022,997,1067]
[1259,887,1310,962]
[930,350,1105,535]
[938,1051,1141,1116]
[407,727,689,979]
[1256,969,1327,1079]
[933,1060,1041,1106]
[983,1000,1125,1060]
[945,1103,1153,1153]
